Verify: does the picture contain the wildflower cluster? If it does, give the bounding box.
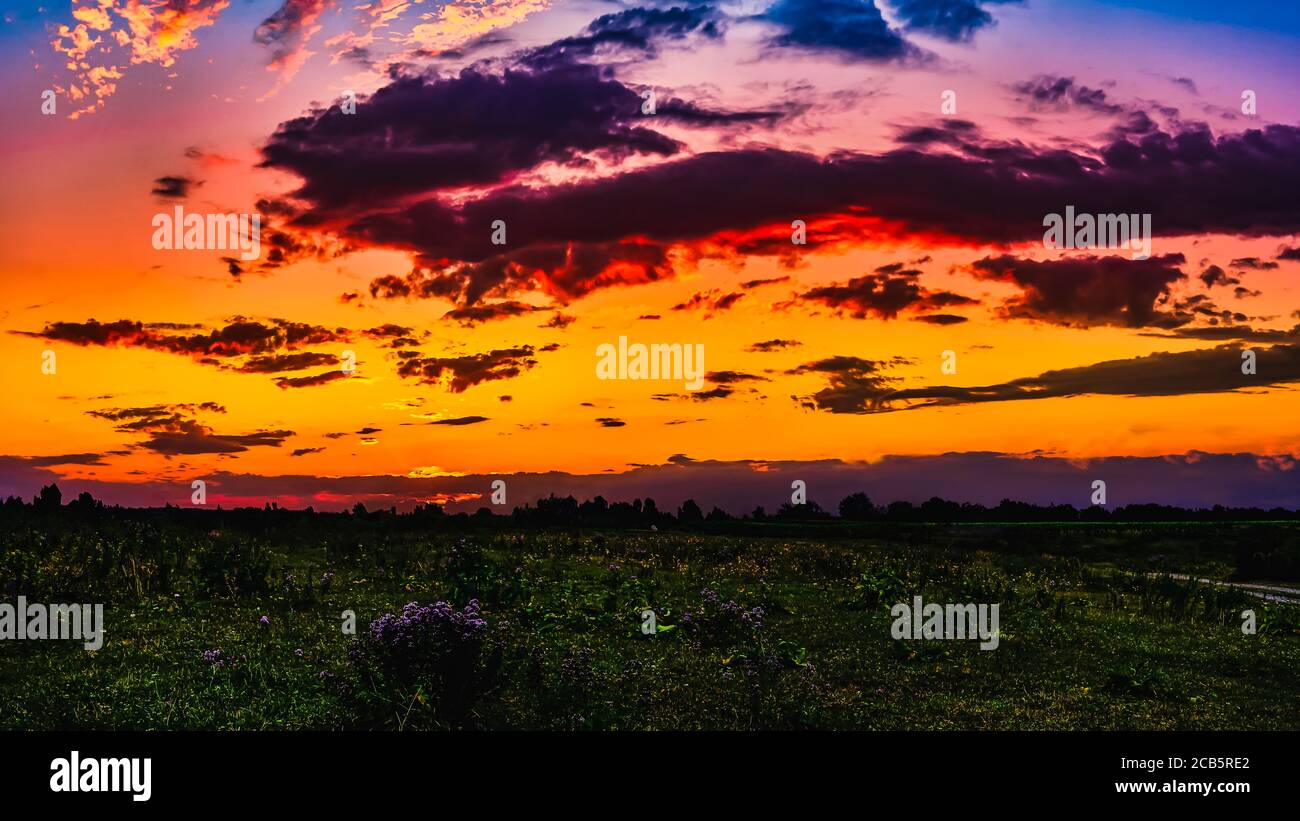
[681,587,765,648]
[201,648,244,669]
[345,599,491,728]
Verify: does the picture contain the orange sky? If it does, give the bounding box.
[2,0,1298,510]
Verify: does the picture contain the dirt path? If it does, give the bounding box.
[1158,573,1300,604]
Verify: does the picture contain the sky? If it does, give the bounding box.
[1,0,1298,513]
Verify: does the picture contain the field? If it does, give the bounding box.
[2,509,1298,730]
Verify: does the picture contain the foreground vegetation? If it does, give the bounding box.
[1,506,1297,729]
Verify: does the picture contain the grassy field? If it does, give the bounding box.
[2,513,1298,730]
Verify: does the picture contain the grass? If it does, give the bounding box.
[1,516,1297,730]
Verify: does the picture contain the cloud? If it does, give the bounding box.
[50,0,229,118]
[1229,256,1279,270]
[706,370,769,384]
[967,253,1191,328]
[331,122,1300,306]
[1199,265,1239,288]
[762,0,926,63]
[520,3,724,68]
[274,370,349,389]
[889,0,1018,42]
[254,0,335,96]
[672,289,746,315]
[747,339,802,352]
[403,0,550,56]
[151,175,199,200]
[17,317,348,359]
[880,343,1300,412]
[2,453,112,468]
[741,276,792,289]
[787,356,907,413]
[396,346,538,392]
[442,301,540,326]
[1142,324,1300,343]
[1013,75,1124,114]
[259,64,686,218]
[596,417,627,427]
[13,318,377,384]
[797,268,977,319]
[425,415,490,426]
[367,239,676,305]
[86,403,293,456]
[238,352,339,373]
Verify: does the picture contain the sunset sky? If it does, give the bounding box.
[2,0,1299,512]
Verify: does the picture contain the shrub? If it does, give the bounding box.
[344,599,492,728]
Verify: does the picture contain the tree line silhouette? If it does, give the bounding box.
[6,483,1300,528]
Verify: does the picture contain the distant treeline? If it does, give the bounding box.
[6,483,1300,528]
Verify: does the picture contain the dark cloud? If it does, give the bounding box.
[362,324,416,339]
[238,352,338,373]
[747,338,802,352]
[442,301,540,326]
[16,318,348,359]
[151,175,199,200]
[396,346,538,392]
[259,62,775,219]
[261,51,1300,308]
[290,447,324,457]
[967,254,1190,328]
[596,417,627,427]
[87,403,292,456]
[706,370,769,384]
[426,416,490,426]
[1229,257,1279,270]
[3,453,111,467]
[913,313,969,324]
[1199,265,1239,288]
[1142,324,1300,343]
[672,289,746,315]
[893,118,979,146]
[366,238,675,305]
[520,4,724,68]
[881,343,1300,411]
[12,318,390,385]
[787,356,907,413]
[798,270,977,319]
[654,386,737,402]
[740,275,791,289]
[1013,75,1124,114]
[890,0,1018,42]
[762,0,926,62]
[274,370,348,389]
